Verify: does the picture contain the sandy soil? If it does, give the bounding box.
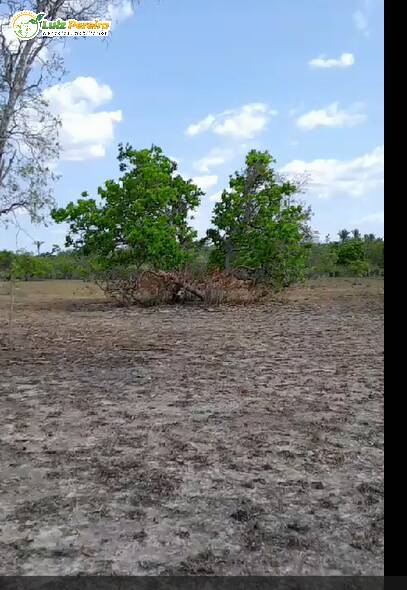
[0,279,384,575]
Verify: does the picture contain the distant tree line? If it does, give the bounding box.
[0,230,384,283]
[0,249,90,281]
[306,229,384,278]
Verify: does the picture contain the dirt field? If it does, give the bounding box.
[0,279,384,575]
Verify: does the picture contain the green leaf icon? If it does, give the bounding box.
[36,13,45,23]
[28,19,37,24]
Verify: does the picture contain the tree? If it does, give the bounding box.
[10,249,51,280]
[364,237,384,273]
[52,145,203,271]
[0,249,14,278]
[364,233,377,242]
[33,239,44,255]
[51,244,61,255]
[338,229,351,243]
[207,150,312,288]
[336,239,365,266]
[307,242,338,277]
[0,1,137,222]
[352,228,362,240]
[348,260,370,277]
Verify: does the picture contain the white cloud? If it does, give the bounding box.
[296,102,366,131]
[309,53,355,69]
[44,76,113,111]
[192,175,219,192]
[209,191,223,203]
[194,148,234,173]
[354,10,370,36]
[282,145,384,200]
[44,77,122,161]
[108,1,134,25]
[187,115,217,137]
[187,103,277,139]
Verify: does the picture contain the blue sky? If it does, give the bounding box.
[1,0,384,251]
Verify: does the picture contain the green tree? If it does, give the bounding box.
[207,150,311,288]
[52,145,203,271]
[0,249,14,279]
[338,229,351,243]
[349,260,370,277]
[307,242,338,277]
[336,239,365,266]
[364,237,384,274]
[11,251,51,280]
[364,234,377,242]
[51,244,62,255]
[33,240,45,256]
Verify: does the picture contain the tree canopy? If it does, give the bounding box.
[52,144,203,270]
[207,150,312,288]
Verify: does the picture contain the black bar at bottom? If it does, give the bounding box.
[0,576,387,590]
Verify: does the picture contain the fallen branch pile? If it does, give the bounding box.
[95,269,264,307]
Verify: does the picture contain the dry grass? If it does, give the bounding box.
[0,277,384,310]
[0,280,104,307]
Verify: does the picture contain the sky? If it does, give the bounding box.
[0,0,384,252]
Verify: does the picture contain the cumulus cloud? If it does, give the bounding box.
[194,148,235,173]
[187,103,277,139]
[282,145,384,200]
[309,53,355,69]
[192,175,219,192]
[209,191,223,203]
[296,102,366,131]
[43,76,122,161]
[187,115,216,137]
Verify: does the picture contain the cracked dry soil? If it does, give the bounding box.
[0,279,384,575]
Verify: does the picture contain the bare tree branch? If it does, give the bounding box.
[1,0,139,222]
[0,200,28,216]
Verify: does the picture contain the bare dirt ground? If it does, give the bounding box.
[0,279,384,575]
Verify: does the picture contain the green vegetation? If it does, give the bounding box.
[208,150,312,288]
[50,146,313,292]
[0,250,89,281]
[1,146,384,292]
[306,231,384,278]
[52,145,203,272]
[0,231,384,284]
